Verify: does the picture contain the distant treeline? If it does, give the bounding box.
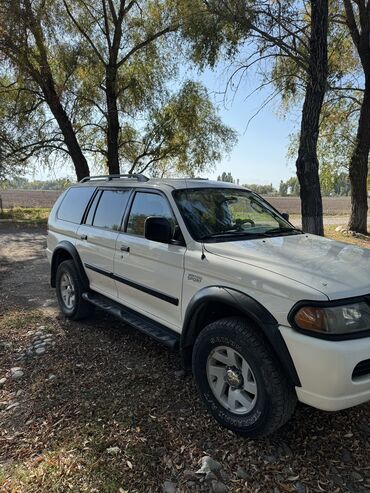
[2,172,353,196]
[1,177,72,191]
[217,171,351,197]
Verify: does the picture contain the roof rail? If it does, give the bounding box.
[79,173,149,183]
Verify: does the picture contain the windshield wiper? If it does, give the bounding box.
[200,226,303,241]
[200,230,269,240]
[265,226,303,236]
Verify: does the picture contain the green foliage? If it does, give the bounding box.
[275,1,364,179]
[320,166,350,196]
[279,180,288,197]
[0,207,50,223]
[57,0,236,175]
[1,177,72,190]
[0,73,53,178]
[244,183,276,195]
[279,172,350,196]
[279,177,300,197]
[217,171,235,183]
[178,0,255,69]
[0,0,236,179]
[123,81,237,175]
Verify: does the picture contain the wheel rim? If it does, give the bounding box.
[60,272,76,309]
[206,346,258,415]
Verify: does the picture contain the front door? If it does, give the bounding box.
[113,190,185,331]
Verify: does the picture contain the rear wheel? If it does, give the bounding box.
[56,260,94,320]
[192,317,297,438]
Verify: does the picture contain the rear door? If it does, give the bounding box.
[113,190,186,331]
[76,188,131,299]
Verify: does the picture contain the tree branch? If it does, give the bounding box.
[117,25,177,67]
[343,0,360,48]
[62,0,106,65]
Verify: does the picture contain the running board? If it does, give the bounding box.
[82,292,180,350]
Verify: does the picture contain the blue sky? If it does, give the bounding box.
[28,61,301,188]
[195,64,300,187]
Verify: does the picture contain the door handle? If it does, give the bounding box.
[120,245,130,252]
[80,234,88,240]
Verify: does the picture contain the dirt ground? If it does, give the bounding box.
[2,225,370,492]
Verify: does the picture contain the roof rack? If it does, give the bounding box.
[79,173,149,183]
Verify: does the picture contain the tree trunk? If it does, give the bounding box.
[48,97,90,181]
[40,83,90,181]
[20,0,90,182]
[106,65,120,175]
[295,0,328,235]
[347,79,370,233]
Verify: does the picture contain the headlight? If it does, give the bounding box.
[292,301,370,335]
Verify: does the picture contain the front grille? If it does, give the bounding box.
[352,359,370,380]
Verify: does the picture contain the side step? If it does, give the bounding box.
[82,291,180,350]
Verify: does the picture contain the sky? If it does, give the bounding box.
[27,61,301,189]
[195,64,300,187]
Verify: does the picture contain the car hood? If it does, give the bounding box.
[205,233,370,300]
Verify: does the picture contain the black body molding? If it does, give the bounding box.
[50,241,89,290]
[180,286,301,387]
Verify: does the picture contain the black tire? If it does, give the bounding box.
[192,317,297,438]
[55,260,94,320]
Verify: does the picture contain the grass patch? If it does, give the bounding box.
[325,224,370,248]
[0,450,92,493]
[0,207,50,223]
[0,308,45,336]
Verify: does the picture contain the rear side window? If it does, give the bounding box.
[85,191,101,226]
[57,187,95,224]
[93,189,130,230]
[127,192,175,236]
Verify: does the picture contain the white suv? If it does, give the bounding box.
[47,174,370,437]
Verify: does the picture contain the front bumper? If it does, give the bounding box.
[279,325,370,411]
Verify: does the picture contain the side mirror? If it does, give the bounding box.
[281,212,290,222]
[144,216,172,244]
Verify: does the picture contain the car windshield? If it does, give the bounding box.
[173,188,300,242]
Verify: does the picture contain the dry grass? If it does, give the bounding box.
[0,207,50,224]
[325,225,370,248]
[0,190,60,208]
[267,196,356,215]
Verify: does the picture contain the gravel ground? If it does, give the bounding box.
[290,215,364,228]
[1,225,370,492]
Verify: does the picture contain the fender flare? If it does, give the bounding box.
[180,286,300,387]
[50,241,89,290]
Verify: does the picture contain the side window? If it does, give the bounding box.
[126,192,175,237]
[93,189,130,231]
[85,191,101,225]
[57,187,95,224]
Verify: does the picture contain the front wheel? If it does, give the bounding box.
[56,260,94,320]
[192,317,297,438]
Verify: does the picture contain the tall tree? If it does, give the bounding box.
[295,0,328,235]
[0,0,90,180]
[217,171,235,183]
[180,0,328,234]
[0,0,236,180]
[62,0,179,174]
[343,0,370,233]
